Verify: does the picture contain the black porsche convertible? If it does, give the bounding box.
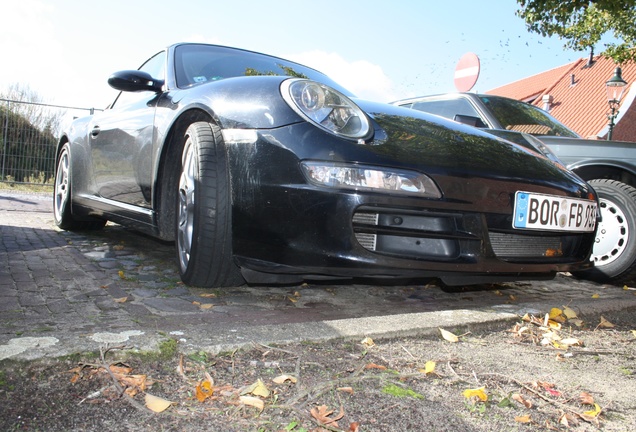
[54,43,598,288]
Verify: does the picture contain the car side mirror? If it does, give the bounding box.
[108,70,164,92]
[453,114,486,128]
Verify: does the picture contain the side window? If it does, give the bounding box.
[110,51,166,109]
[411,99,483,123]
[139,51,166,80]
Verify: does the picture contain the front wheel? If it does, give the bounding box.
[175,122,244,288]
[575,179,636,284]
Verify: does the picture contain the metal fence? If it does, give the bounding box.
[0,98,95,189]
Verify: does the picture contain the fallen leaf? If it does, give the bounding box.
[239,395,265,411]
[272,374,297,384]
[114,297,128,303]
[195,379,214,402]
[145,393,173,412]
[512,393,532,408]
[118,270,126,279]
[199,303,214,310]
[419,361,436,375]
[579,391,595,405]
[563,306,578,319]
[361,337,375,347]
[199,293,217,298]
[114,373,148,392]
[242,379,270,397]
[569,318,584,327]
[592,293,600,299]
[559,412,571,427]
[546,319,562,330]
[462,386,488,401]
[541,329,561,346]
[364,363,387,370]
[349,422,360,431]
[541,382,562,397]
[310,404,344,426]
[515,415,532,423]
[559,337,583,347]
[337,387,354,395]
[109,364,133,375]
[549,307,564,321]
[439,328,459,343]
[583,403,602,418]
[598,316,615,328]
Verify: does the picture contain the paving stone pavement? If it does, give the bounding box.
[1,190,636,361]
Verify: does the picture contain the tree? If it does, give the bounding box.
[516,0,636,63]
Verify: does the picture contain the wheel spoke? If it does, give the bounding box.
[177,141,196,271]
[592,198,629,265]
[54,151,69,220]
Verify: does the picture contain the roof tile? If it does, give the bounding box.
[487,56,636,140]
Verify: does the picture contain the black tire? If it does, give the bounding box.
[575,179,636,284]
[53,144,106,231]
[175,122,244,288]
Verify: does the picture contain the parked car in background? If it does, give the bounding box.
[54,44,599,289]
[393,93,636,284]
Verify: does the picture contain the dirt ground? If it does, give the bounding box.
[1,309,635,432]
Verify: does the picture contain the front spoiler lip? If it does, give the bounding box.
[235,255,594,287]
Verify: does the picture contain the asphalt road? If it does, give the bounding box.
[2,189,636,361]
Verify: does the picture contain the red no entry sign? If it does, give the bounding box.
[454,52,480,92]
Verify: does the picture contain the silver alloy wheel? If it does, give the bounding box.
[177,139,196,272]
[54,149,70,222]
[592,197,629,266]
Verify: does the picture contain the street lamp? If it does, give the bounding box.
[605,67,628,140]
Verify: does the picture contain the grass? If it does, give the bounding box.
[0,178,53,193]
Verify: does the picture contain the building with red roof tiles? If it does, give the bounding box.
[487,55,636,142]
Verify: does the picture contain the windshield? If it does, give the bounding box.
[174,44,352,96]
[478,95,579,138]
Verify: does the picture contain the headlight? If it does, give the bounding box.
[281,79,371,140]
[301,161,442,198]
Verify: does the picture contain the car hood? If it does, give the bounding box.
[171,78,591,196]
[351,100,589,192]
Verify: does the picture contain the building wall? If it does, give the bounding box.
[612,104,636,141]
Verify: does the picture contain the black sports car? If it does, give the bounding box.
[54,43,598,288]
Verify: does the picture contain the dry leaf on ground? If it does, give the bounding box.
[439,328,459,343]
[145,393,173,413]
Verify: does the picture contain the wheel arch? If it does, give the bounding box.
[154,108,217,240]
[56,135,69,157]
[570,162,636,189]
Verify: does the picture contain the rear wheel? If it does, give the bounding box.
[176,122,244,288]
[576,179,636,284]
[53,144,105,230]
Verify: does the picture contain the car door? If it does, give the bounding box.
[88,51,166,208]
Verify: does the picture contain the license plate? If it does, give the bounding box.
[513,191,597,232]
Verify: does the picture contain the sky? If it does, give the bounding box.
[0,0,609,112]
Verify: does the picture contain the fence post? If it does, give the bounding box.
[1,102,8,182]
